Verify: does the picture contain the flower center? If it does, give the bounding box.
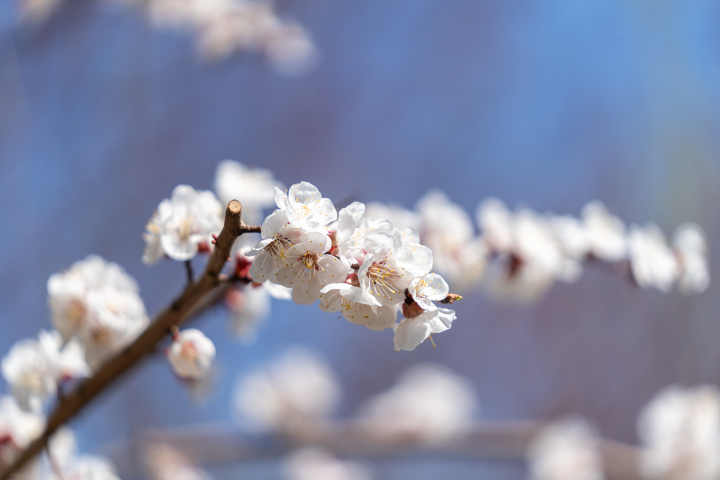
[266,235,291,258]
[366,259,401,298]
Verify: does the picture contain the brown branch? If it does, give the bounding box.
[0,200,260,480]
[103,421,642,480]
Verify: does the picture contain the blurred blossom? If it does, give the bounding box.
[143,185,223,264]
[144,443,214,480]
[359,363,477,444]
[0,396,44,468]
[47,255,149,370]
[526,417,604,480]
[2,330,90,412]
[283,448,371,480]
[638,385,720,480]
[225,280,291,340]
[17,0,316,73]
[167,329,216,380]
[214,160,284,226]
[417,190,485,290]
[580,201,627,263]
[628,224,679,293]
[672,223,710,295]
[233,347,341,432]
[363,202,420,232]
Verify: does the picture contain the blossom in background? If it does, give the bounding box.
[672,223,710,294]
[0,396,44,468]
[38,428,121,480]
[359,363,477,444]
[47,255,149,370]
[637,384,720,480]
[417,190,484,289]
[581,201,627,262]
[144,443,214,480]
[143,185,223,264]
[167,329,217,380]
[364,202,420,232]
[214,160,283,225]
[628,224,679,293]
[284,448,371,480]
[233,348,340,432]
[225,280,291,340]
[526,417,604,480]
[2,330,89,412]
[18,0,316,74]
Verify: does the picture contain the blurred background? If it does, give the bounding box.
[1,0,720,478]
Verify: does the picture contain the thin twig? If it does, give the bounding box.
[0,200,260,480]
[185,260,194,284]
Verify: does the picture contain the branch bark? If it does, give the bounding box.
[0,200,259,480]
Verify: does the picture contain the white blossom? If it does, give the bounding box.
[628,223,679,293]
[393,307,455,352]
[359,363,477,443]
[477,197,515,254]
[550,214,590,260]
[526,417,604,480]
[672,223,710,294]
[233,348,340,431]
[2,331,89,412]
[334,202,394,271]
[144,443,214,480]
[214,160,283,225]
[274,182,337,232]
[363,202,420,232]
[225,281,291,340]
[47,255,149,370]
[246,209,306,283]
[407,273,449,311]
[638,385,720,480]
[284,448,371,480]
[167,329,217,380]
[581,201,627,262]
[144,185,223,263]
[357,234,429,307]
[275,233,347,305]
[0,396,44,468]
[318,282,397,331]
[416,190,478,285]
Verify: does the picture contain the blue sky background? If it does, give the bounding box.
[1,0,720,478]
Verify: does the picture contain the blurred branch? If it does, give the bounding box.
[104,421,642,480]
[0,200,259,480]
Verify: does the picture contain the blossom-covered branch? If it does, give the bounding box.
[0,200,258,480]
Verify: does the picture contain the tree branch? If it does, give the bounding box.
[0,200,259,480]
[103,421,642,480]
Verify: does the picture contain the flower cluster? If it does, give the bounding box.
[17,0,316,73]
[367,195,710,302]
[244,182,458,352]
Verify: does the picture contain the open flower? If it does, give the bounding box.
[319,282,397,331]
[246,209,307,283]
[334,202,394,270]
[275,232,347,305]
[408,273,449,311]
[393,307,456,352]
[167,329,217,380]
[144,185,223,263]
[0,396,44,468]
[274,182,337,232]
